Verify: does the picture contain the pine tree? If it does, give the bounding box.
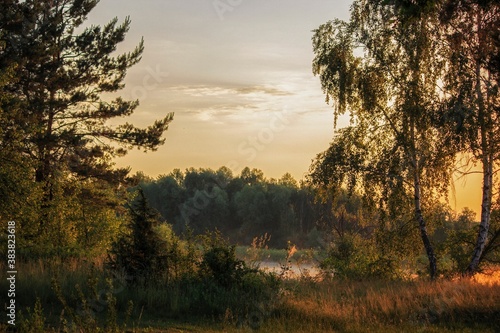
[108,189,167,285]
[0,0,173,237]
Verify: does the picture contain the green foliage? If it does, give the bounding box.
[320,233,400,280]
[435,208,477,275]
[10,178,126,260]
[199,245,247,288]
[19,298,46,333]
[425,203,500,276]
[234,183,271,238]
[0,0,173,258]
[190,231,282,325]
[484,204,500,265]
[51,273,133,332]
[109,229,285,328]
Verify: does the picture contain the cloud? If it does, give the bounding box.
[234,86,292,96]
[170,84,291,97]
[184,104,259,124]
[162,75,339,128]
[172,86,233,97]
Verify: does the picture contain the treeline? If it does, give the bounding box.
[134,166,492,276]
[136,167,319,248]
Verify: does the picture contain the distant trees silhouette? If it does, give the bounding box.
[138,167,332,248]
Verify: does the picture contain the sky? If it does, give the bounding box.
[86,0,481,217]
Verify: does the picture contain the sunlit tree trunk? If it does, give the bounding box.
[466,8,495,275]
[466,64,493,274]
[467,154,493,274]
[411,114,437,279]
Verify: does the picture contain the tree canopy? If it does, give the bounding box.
[310,0,454,279]
[438,0,500,274]
[310,0,500,277]
[0,0,173,255]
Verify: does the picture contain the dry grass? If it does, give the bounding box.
[266,272,500,332]
[131,271,500,332]
[2,259,499,332]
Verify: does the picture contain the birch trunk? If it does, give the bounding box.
[466,8,493,275]
[414,167,437,279]
[466,153,493,274]
[410,113,437,279]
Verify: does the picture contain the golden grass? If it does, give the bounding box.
[270,274,500,332]
[2,259,499,333]
[473,268,500,285]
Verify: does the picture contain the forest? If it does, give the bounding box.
[1,0,500,332]
[137,166,492,276]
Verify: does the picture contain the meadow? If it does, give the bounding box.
[2,254,499,333]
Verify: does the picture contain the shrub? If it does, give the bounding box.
[18,298,46,333]
[190,231,282,327]
[320,233,400,279]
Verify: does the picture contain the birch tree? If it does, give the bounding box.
[439,0,500,274]
[311,0,453,279]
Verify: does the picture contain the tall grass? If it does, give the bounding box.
[2,258,104,315]
[267,273,500,332]
[235,245,319,264]
[2,258,499,332]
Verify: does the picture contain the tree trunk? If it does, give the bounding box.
[466,154,492,275]
[34,89,56,235]
[410,106,437,279]
[414,169,437,279]
[466,8,492,275]
[35,155,54,236]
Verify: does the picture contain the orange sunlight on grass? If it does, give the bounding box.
[276,272,500,332]
[473,268,500,286]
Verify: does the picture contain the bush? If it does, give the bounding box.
[320,233,400,279]
[190,231,282,326]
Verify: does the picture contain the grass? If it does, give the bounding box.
[2,259,499,332]
[235,245,320,264]
[273,273,500,332]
